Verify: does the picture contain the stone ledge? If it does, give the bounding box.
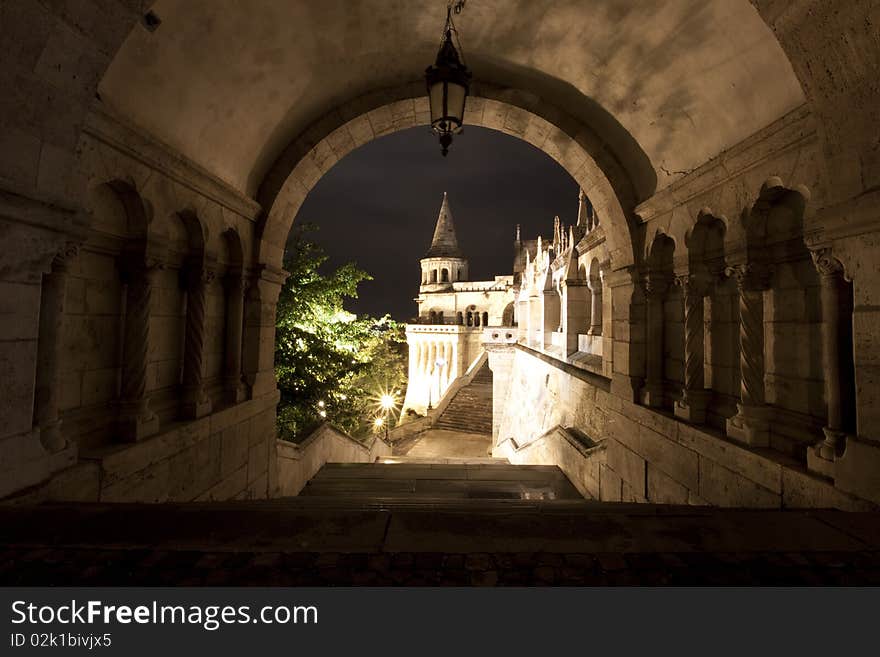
[83,105,261,221]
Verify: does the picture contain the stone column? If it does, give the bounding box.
[242,264,286,399]
[606,267,643,401]
[588,274,603,336]
[33,245,77,452]
[725,263,773,446]
[485,343,515,449]
[640,273,669,408]
[118,258,162,442]
[811,248,847,461]
[561,280,589,356]
[181,262,214,419]
[223,271,247,404]
[542,288,560,350]
[674,274,710,423]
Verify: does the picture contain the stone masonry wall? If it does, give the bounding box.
[13,391,279,504]
[495,345,874,511]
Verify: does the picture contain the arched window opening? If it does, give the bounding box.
[502,302,515,327]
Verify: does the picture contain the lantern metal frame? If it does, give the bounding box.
[425,3,471,156]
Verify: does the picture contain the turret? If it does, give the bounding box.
[420,192,469,291]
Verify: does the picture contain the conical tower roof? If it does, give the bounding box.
[424,192,463,258]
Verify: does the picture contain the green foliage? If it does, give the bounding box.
[275,224,408,442]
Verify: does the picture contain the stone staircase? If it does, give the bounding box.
[299,460,582,501]
[433,362,493,434]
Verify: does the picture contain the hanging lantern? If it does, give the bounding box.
[425,5,471,156]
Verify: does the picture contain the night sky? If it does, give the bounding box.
[290,125,579,321]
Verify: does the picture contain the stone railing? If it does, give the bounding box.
[275,423,391,496]
[495,425,605,499]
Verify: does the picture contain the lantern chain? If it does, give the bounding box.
[445,1,468,65]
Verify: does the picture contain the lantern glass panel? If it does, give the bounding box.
[429,82,445,127]
[446,82,466,129]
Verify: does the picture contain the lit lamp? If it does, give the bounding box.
[425,3,471,156]
[377,393,397,443]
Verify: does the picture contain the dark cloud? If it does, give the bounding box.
[291,125,579,320]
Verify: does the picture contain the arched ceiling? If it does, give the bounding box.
[98,0,805,200]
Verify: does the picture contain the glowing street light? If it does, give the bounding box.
[373,415,388,442]
[380,394,396,411]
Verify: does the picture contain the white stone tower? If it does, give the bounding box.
[402,193,517,419]
[419,192,468,294]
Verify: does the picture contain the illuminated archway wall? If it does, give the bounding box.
[0,0,879,506]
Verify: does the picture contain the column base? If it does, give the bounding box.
[725,403,769,447]
[246,371,277,399]
[117,402,160,442]
[640,383,665,408]
[224,378,247,405]
[37,420,66,453]
[610,373,641,402]
[674,390,710,424]
[181,388,213,420]
[806,427,846,478]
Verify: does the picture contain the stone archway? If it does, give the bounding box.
[255,81,642,273]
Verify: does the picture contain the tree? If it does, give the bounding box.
[275,224,408,441]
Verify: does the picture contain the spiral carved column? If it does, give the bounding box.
[118,258,162,442]
[181,263,214,419]
[640,273,669,408]
[811,248,847,462]
[33,245,78,452]
[674,274,710,424]
[224,272,247,404]
[725,263,772,446]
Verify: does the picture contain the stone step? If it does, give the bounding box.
[433,424,492,435]
[301,462,582,500]
[316,462,569,480]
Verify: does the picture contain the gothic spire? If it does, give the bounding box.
[425,192,463,258]
[576,188,590,230]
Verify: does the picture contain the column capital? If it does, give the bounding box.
[182,257,216,288]
[674,272,711,296]
[640,271,672,298]
[118,255,165,284]
[724,262,773,291]
[810,247,847,279]
[51,241,80,273]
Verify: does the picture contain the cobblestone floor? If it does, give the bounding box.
[2,547,880,586]
[2,500,880,585]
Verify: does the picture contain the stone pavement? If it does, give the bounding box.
[392,428,492,459]
[2,499,880,585]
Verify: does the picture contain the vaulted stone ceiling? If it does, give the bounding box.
[99,0,804,199]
